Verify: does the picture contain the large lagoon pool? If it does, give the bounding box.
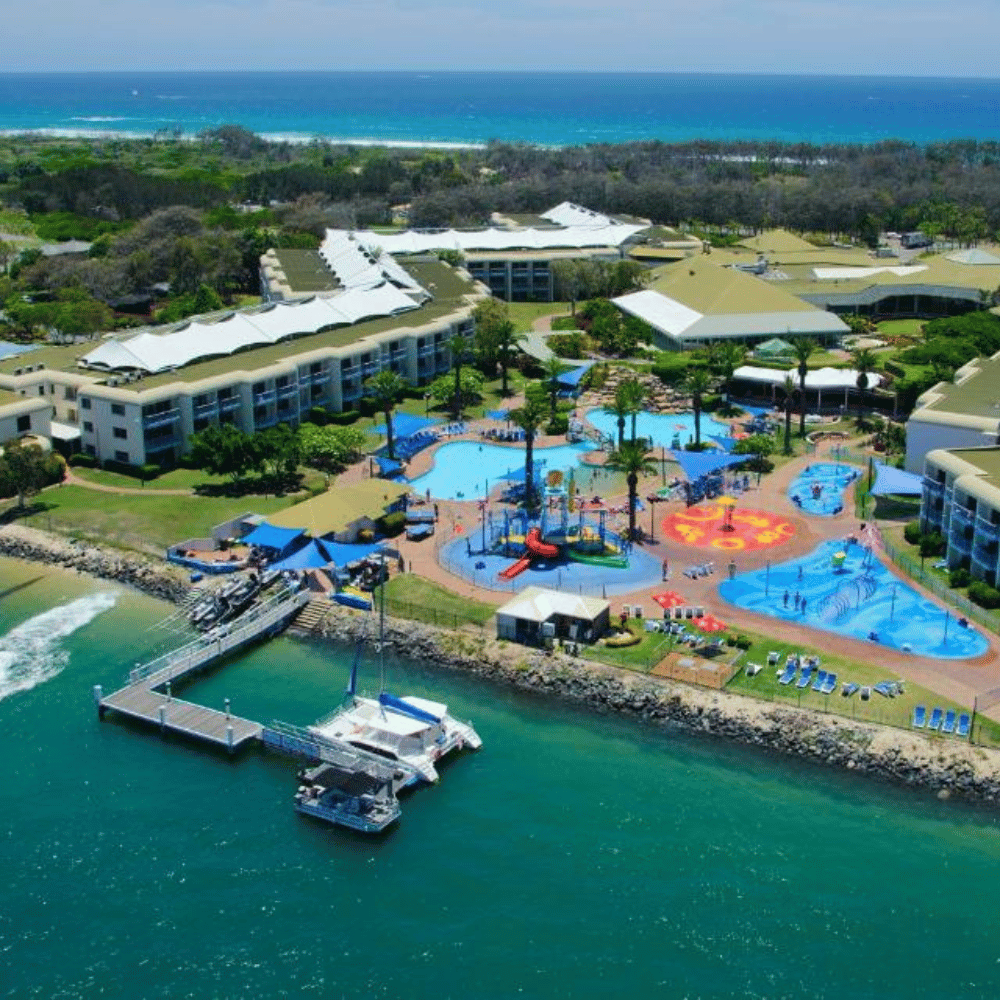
[586,408,733,448]
[718,538,990,660]
[788,462,861,516]
[408,441,593,500]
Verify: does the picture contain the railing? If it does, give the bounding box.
[125,589,308,687]
[252,390,276,405]
[299,370,327,385]
[924,479,945,497]
[949,533,972,554]
[972,546,997,570]
[951,506,975,529]
[276,383,298,399]
[142,408,180,430]
[194,401,218,417]
[976,517,1000,540]
[218,395,241,412]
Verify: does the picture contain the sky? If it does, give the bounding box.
[5,0,1000,77]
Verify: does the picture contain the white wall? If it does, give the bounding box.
[904,418,997,473]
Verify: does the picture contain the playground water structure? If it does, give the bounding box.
[407,441,595,501]
[585,408,732,450]
[718,538,990,660]
[788,462,861,517]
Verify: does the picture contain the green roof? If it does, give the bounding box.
[924,354,1000,420]
[0,388,20,407]
[646,256,823,316]
[943,447,1000,488]
[737,229,819,254]
[270,249,340,293]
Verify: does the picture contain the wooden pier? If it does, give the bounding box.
[95,587,309,751]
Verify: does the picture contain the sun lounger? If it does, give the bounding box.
[957,712,971,738]
[811,669,827,692]
[873,681,892,698]
[796,666,814,689]
[842,682,859,698]
[643,619,661,633]
[767,651,780,665]
[927,707,943,731]
[745,662,762,677]
[912,705,926,728]
[942,709,957,734]
[821,672,836,695]
[778,664,797,685]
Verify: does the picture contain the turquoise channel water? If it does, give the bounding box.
[585,408,733,448]
[719,538,990,660]
[3,557,1000,999]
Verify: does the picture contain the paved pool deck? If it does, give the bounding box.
[339,411,1000,718]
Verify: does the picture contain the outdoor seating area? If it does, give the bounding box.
[912,705,970,737]
[482,427,525,442]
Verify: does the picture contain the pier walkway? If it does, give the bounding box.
[96,587,310,751]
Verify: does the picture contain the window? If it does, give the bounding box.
[114,451,129,464]
[113,427,128,440]
[83,421,94,433]
[81,398,91,410]
[111,403,125,416]
[16,415,30,432]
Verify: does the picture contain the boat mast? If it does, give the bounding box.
[378,550,386,694]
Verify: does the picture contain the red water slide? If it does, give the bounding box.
[525,527,559,558]
[498,554,532,580]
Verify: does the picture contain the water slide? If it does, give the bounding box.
[498,554,532,580]
[525,527,559,558]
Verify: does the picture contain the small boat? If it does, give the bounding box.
[294,762,400,834]
[333,586,371,610]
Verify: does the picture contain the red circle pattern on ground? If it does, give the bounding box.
[662,502,796,552]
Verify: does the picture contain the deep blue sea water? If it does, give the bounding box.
[4,558,1000,998]
[2,72,1000,147]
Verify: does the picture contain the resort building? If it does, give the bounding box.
[0,253,486,467]
[920,446,1000,585]
[0,387,52,446]
[905,352,1000,473]
[262,203,657,304]
[612,256,849,350]
[495,586,610,646]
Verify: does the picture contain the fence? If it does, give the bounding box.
[19,513,163,557]
[382,596,490,634]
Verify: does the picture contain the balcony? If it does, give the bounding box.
[341,364,361,378]
[276,383,298,399]
[950,506,975,530]
[949,532,972,554]
[923,478,945,497]
[972,545,997,570]
[975,517,1000,541]
[362,362,380,377]
[418,345,435,358]
[253,389,276,405]
[194,401,219,418]
[142,407,180,431]
[300,370,327,385]
[144,430,180,449]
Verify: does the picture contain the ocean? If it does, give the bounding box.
[2,71,1000,147]
[2,556,1000,999]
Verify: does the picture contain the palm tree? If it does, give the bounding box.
[603,381,631,449]
[791,336,817,438]
[682,368,712,447]
[606,440,658,542]
[364,369,407,460]
[620,377,646,443]
[496,322,525,397]
[544,355,564,420]
[448,332,468,420]
[510,396,547,515]
[852,346,878,421]
[782,374,796,455]
[715,340,746,404]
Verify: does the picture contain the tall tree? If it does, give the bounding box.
[620,377,646,442]
[0,440,61,509]
[187,423,261,485]
[714,340,746,401]
[510,396,547,516]
[791,336,817,437]
[683,368,713,447]
[782,374,796,455]
[365,369,408,460]
[544,355,565,420]
[473,298,521,395]
[852,346,878,422]
[448,332,469,420]
[606,440,657,542]
[603,381,631,449]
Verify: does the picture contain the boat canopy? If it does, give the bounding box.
[379,692,442,725]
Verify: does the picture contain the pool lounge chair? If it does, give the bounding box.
[745,662,763,677]
[912,705,926,728]
[820,672,837,695]
[811,669,827,692]
[927,707,943,731]
[957,713,971,738]
[778,663,797,685]
[796,666,814,689]
[942,709,957,734]
[842,682,859,698]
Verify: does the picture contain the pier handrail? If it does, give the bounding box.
[125,588,308,687]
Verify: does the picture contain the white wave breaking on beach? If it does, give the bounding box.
[0,592,117,702]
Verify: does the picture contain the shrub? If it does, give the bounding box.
[949,567,970,589]
[735,635,752,650]
[550,315,578,331]
[378,511,407,537]
[919,532,945,558]
[307,406,329,426]
[69,452,97,468]
[903,520,922,545]
[968,580,1000,609]
[546,413,569,435]
[327,409,361,425]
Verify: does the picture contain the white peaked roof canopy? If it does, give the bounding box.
[540,201,619,228]
[613,288,703,336]
[733,365,884,391]
[80,288,420,374]
[496,585,609,624]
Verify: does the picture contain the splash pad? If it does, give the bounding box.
[662,501,796,553]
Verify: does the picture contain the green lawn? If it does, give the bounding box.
[506,301,572,330]
[71,464,327,496]
[876,318,925,339]
[4,485,303,551]
[382,575,495,627]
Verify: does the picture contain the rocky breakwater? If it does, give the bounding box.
[0,524,189,604]
[318,604,1000,805]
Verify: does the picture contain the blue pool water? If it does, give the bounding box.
[787,462,862,516]
[408,441,592,500]
[585,409,733,448]
[718,538,990,660]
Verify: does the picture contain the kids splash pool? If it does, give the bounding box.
[788,462,861,516]
[408,441,594,501]
[718,538,990,660]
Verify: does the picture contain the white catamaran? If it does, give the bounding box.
[310,561,482,785]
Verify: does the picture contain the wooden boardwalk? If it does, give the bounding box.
[96,588,309,751]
